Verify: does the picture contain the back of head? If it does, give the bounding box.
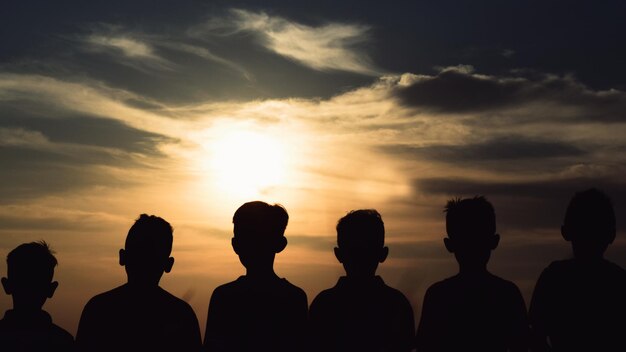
[233,201,289,242]
[124,214,173,275]
[7,241,57,287]
[445,196,496,241]
[125,214,173,259]
[563,188,616,252]
[336,209,385,250]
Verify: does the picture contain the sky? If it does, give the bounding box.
[1,0,626,337]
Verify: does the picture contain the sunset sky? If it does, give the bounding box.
[1,1,625,336]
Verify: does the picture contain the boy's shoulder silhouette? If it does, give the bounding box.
[529,188,626,351]
[530,259,626,350]
[416,196,528,352]
[310,275,415,352]
[203,201,308,352]
[0,241,74,352]
[213,274,306,300]
[205,275,307,351]
[77,283,200,352]
[309,209,415,352]
[75,214,201,352]
[0,309,75,351]
[417,272,528,352]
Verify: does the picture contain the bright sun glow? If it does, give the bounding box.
[210,129,289,198]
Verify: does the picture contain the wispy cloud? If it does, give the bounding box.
[84,34,175,71]
[202,9,382,76]
[0,73,185,137]
[157,42,253,81]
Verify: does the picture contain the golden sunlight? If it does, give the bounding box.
[209,129,289,198]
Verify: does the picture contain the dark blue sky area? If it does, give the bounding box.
[3,1,625,92]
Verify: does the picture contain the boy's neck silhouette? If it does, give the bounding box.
[444,232,500,277]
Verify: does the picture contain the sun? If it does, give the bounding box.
[209,129,288,198]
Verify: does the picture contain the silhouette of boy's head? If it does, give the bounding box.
[443,196,500,269]
[231,201,289,270]
[1,241,59,311]
[561,188,616,259]
[119,214,175,286]
[334,209,389,278]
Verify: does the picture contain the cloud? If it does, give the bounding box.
[84,34,175,71]
[393,67,626,122]
[203,9,382,76]
[1,114,171,156]
[157,42,253,81]
[0,73,186,138]
[381,136,586,162]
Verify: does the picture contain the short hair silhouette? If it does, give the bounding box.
[230,201,289,271]
[310,209,415,352]
[76,214,201,352]
[125,214,173,256]
[562,188,616,259]
[445,196,496,239]
[204,201,308,352]
[233,201,288,239]
[529,188,626,351]
[6,241,57,287]
[0,241,74,350]
[416,196,529,352]
[337,209,385,248]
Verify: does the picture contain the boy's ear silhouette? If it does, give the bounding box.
[164,257,174,273]
[1,276,58,298]
[118,248,174,272]
[275,236,287,253]
[231,238,240,255]
[333,247,344,263]
[231,236,288,254]
[443,234,501,253]
[491,233,501,250]
[561,225,571,242]
[561,224,617,245]
[119,248,127,266]
[333,246,389,263]
[1,277,11,295]
[379,246,389,263]
[443,237,455,253]
[48,281,59,298]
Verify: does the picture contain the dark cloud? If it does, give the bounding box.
[395,69,528,113]
[1,111,172,156]
[381,136,585,163]
[0,147,138,202]
[0,112,171,202]
[394,69,626,122]
[415,177,626,231]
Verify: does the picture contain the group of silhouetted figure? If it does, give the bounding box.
[0,188,624,351]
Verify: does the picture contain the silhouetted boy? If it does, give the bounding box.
[416,196,528,352]
[0,241,74,351]
[203,201,308,352]
[529,188,626,351]
[309,209,415,352]
[75,214,201,352]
